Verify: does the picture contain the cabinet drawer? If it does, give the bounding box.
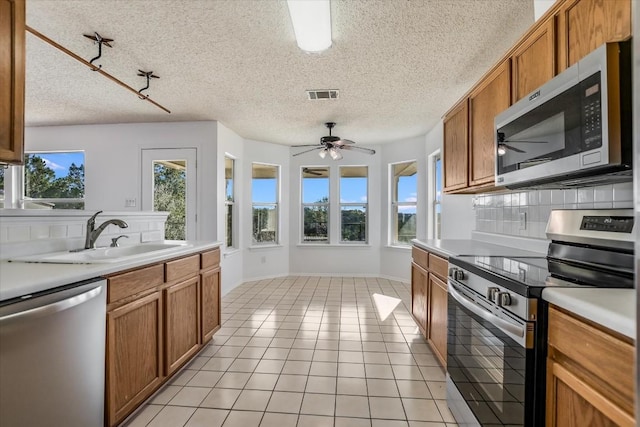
[412,247,429,271]
[201,249,220,270]
[107,264,164,303]
[548,306,635,414]
[166,254,200,283]
[428,253,448,280]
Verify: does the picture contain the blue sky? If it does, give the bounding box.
[252,173,419,204]
[30,152,84,178]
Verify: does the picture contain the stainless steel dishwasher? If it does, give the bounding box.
[0,278,106,427]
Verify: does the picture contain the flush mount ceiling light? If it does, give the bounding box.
[287,0,332,53]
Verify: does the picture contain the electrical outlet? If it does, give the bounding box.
[519,212,527,230]
[125,198,137,208]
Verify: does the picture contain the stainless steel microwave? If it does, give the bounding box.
[495,41,632,189]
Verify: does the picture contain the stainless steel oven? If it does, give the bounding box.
[495,41,632,189]
[446,261,544,426]
[446,209,635,426]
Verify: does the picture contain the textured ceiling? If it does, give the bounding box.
[25,0,534,146]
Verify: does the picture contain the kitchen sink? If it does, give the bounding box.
[10,243,192,264]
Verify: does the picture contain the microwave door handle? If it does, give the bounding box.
[448,282,525,339]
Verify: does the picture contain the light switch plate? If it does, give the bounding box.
[125,198,137,207]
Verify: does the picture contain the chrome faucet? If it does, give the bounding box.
[84,211,128,249]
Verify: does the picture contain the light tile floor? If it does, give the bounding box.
[125,276,458,427]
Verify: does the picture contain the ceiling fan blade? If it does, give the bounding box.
[302,168,323,176]
[342,145,376,155]
[293,147,323,156]
[336,139,355,145]
[504,140,548,144]
[292,144,321,148]
[503,144,525,153]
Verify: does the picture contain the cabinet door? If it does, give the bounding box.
[106,291,163,427]
[0,0,25,165]
[165,276,201,375]
[411,262,428,334]
[468,60,511,187]
[427,273,447,368]
[546,360,634,427]
[201,267,221,343]
[512,18,555,102]
[558,0,631,70]
[443,100,469,192]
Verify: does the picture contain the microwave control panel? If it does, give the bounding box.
[581,72,602,149]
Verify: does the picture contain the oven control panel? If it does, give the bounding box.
[580,215,634,233]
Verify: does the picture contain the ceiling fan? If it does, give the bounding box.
[293,122,376,160]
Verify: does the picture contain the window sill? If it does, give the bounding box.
[248,244,283,251]
[296,243,371,248]
[223,248,241,258]
[384,245,412,251]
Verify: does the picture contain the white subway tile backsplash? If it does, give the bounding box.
[612,182,634,202]
[474,181,634,239]
[30,225,50,240]
[67,224,84,238]
[8,226,30,242]
[50,225,67,238]
[594,185,613,202]
[577,188,594,203]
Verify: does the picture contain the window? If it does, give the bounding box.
[340,166,368,243]
[252,163,279,244]
[22,152,85,209]
[391,160,417,245]
[433,154,442,239]
[302,167,329,243]
[224,156,235,248]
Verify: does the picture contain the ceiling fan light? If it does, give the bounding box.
[318,149,327,159]
[287,0,332,53]
[329,147,342,160]
[497,145,507,156]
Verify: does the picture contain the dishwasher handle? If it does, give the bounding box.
[0,283,104,324]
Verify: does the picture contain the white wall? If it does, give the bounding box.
[216,123,244,294]
[242,139,290,281]
[25,122,218,240]
[289,143,383,276]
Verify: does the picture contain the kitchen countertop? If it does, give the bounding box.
[412,239,545,258]
[542,288,636,340]
[0,241,221,302]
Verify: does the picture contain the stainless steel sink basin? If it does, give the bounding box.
[10,243,192,264]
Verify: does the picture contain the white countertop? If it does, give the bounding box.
[542,288,636,339]
[0,241,221,301]
[412,239,545,258]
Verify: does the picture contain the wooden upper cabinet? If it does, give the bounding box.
[0,0,25,165]
[512,18,556,102]
[468,60,511,187]
[557,0,631,70]
[443,100,469,192]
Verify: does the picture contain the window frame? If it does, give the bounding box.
[300,166,330,244]
[224,155,236,249]
[251,162,280,245]
[339,165,368,244]
[390,160,418,246]
[428,150,442,240]
[3,151,86,209]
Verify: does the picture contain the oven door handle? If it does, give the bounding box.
[449,282,525,338]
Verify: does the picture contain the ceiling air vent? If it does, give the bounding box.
[306,89,339,100]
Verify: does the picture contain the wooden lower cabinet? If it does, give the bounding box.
[165,276,201,376]
[546,306,635,427]
[427,274,447,367]
[201,267,221,343]
[411,262,428,332]
[106,291,163,427]
[105,247,221,426]
[411,245,448,367]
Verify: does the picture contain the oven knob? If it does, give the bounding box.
[454,269,466,281]
[487,287,500,301]
[496,292,512,307]
[448,267,456,278]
